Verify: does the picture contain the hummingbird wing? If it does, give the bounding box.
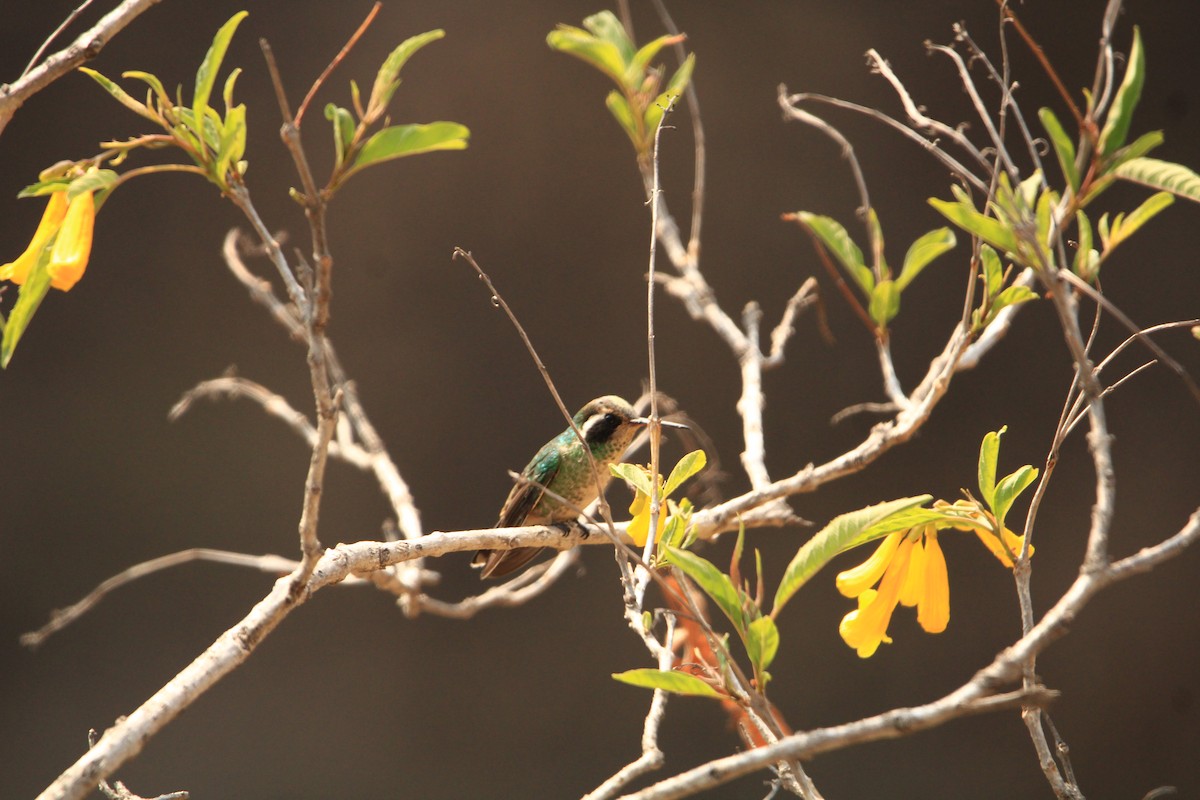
[497,444,560,528]
[474,446,561,578]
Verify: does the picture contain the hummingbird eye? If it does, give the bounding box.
[582,409,624,444]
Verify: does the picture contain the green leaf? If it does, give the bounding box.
[1105,191,1174,251]
[746,616,780,672]
[794,212,871,293]
[897,227,955,291]
[1105,130,1163,174]
[582,11,635,65]
[1112,157,1200,203]
[978,426,1005,509]
[610,462,653,496]
[643,52,694,137]
[66,170,117,200]
[216,102,247,182]
[78,67,159,123]
[612,668,721,698]
[868,279,900,327]
[772,495,932,614]
[604,90,639,147]
[347,122,469,177]
[194,11,248,135]
[1073,210,1098,280]
[1,249,54,368]
[630,33,686,79]
[1038,107,1079,192]
[928,197,1019,257]
[547,25,627,86]
[988,285,1038,320]
[1098,26,1145,158]
[324,103,356,167]
[122,70,169,106]
[369,29,445,117]
[663,545,745,633]
[663,449,706,498]
[992,464,1038,530]
[980,244,1003,298]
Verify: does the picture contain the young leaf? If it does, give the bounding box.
[78,68,159,123]
[612,668,721,698]
[772,495,932,614]
[605,90,639,146]
[977,244,1001,299]
[987,284,1037,320]
[1105,130,1164,174]
[663,545,745,633]
[794,212,871,293]
[347,122,469,177]
[663,449,706,498]
[547,25,627,86]
[1,252,54,368]
[868,279,900,328]
[1098,26,1145,159]
[1038,107,1079,192]
[1105,191,1174,251]
[324,104,356,167]
[928,198,1019,257]
[897,227,955,291]
[992,464,1039,530]
[193,11,248,133]
[122,70,170,108]
[66,170,118,200]
[610,462,654,496]
[582,11,635,65]
[1112,157,1200,204]
[746,616,780,672]
[977,426,1006,509]
[629,33,686,79]
[643,53,695,136]
[369,30,446,118]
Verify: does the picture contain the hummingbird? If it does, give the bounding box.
[475,395,685,579]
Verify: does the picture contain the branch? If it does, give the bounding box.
[620,508,1200,800]
[0,0,163,139]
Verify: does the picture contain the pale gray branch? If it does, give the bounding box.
[0,0,163,138]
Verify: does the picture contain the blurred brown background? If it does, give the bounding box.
[2,1,1198,798]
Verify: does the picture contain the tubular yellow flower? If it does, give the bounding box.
[839,536,914,658]
[917,531,950,633]
[0,191,69,285]
[47,190,95,291]
[836,531,903,597]
[898,534,927,608]
[974,525,1032,567]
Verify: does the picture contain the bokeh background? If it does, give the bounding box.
[3,1,1198,798]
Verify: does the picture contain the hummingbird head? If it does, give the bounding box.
[574,395,688,450]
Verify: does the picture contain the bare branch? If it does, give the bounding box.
[0,0,163,139]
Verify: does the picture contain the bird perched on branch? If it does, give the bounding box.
[475,395,684,578]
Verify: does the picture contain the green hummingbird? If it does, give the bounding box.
[475,395,685,579]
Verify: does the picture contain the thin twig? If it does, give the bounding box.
[22,549,300,649]
[294,2,381,128]
[0,0,163,139]
[20,0,100,79]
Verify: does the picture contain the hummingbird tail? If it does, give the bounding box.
[474,546,546,579]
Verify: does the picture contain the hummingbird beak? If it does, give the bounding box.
[632,417,689,430]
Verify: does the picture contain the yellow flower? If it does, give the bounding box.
[628,476,667,547]
[0,189,96,292]
[47,190,95,291]
[0,191,68,285]
[973,525,1031,568]
[839,534,914,658]
[836,526,951,657]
